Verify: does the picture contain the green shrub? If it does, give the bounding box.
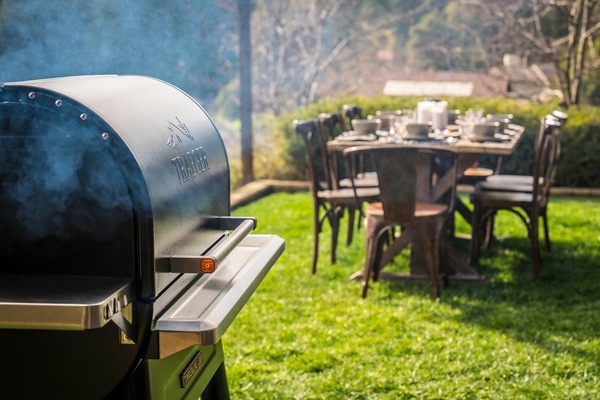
[258,96,599,188]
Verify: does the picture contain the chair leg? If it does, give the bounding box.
[330,208,341,264]
[417,227,440,299]
[483,211,496,250]
[371,231,387,283]
[439,236,450,288]
[361,235,377,298]
[531,216,542,281]
[362,218,385,298]
[541,208,551,251]
[346,206,355,246]
[355,210,363,232]
[312,204,321,274]
[469,200,483,266]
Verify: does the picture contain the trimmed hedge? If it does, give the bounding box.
[263,96,600,188]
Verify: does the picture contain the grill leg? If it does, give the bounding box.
[143,340,231,399]
[201,363,230,400]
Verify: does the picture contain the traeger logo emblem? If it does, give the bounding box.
[172,146,209,184]
[167,117,194,149]
[166,117,210,184]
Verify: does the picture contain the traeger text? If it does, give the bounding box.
[171,146,209,184]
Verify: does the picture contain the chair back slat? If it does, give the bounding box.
[549,110,567,184]
[319,113,346,140]
[344,146,457,224]
[373,148,418,223]
[532,116,561,209]
[319,113,347,189]
[293,119,323,197]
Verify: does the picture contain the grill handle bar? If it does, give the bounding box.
[170,217,256,273]
[209,218,256,265]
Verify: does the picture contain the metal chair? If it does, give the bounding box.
[294,119,379,274]
[468,116,562,280]
[344,145,458,299]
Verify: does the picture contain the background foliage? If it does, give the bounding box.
[251,96,599,188]
[0,1,597,187]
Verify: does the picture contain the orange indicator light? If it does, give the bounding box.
[200,258,215,273]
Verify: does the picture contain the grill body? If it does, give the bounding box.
[0,75,284,399]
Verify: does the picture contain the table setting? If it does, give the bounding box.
[332,101,522,149]
[325,101,525,283]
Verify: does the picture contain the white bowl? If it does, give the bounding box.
[485,116,511,131]
[473,122,499,137]
[369,114,396,131]
[352,119,380,135]
[405,122,432,137]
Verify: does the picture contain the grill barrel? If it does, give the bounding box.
[0,75,284,399]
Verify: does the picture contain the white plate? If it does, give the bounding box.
[337,134,378,142]
[404,135,438,141]
[468,134,511,142]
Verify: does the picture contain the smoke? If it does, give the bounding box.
[0,109,133,247]
[0,0,237,103]
[0,1,240,273]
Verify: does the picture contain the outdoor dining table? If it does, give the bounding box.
[327,124,525,282]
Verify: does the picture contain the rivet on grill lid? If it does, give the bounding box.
[80,113,87,121]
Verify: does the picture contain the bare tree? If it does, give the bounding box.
[239,0,254,184]
[250,0,426,115]
[461,0,600,105]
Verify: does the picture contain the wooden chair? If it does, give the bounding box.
[339,105,378,184]
[318,112,378,190]
[475,111,566,251]
[344,145,458,299]
[453,114,506,230]
[484,110,567,188]
[319,113,378,246]
[468,116,562,280]
[293,119,379,274]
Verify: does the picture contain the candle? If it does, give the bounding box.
[417,101,434,124]
[432,101,448,131]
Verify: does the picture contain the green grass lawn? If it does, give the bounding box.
[225,192,600,399]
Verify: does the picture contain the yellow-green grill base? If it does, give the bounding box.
[145,340,230,400]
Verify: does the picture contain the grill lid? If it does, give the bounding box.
[0,75,233,298]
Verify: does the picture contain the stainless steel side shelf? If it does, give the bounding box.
[154,234,284,358]
[0,276,134,330]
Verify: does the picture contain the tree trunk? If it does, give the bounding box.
[239,0,254,185]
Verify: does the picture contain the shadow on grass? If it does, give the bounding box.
[442,236,600,367]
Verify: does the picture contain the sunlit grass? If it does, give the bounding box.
[226,192,600,399]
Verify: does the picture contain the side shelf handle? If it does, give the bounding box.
[170,218,256,273]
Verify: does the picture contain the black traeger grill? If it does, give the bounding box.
[0,75,284,399]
